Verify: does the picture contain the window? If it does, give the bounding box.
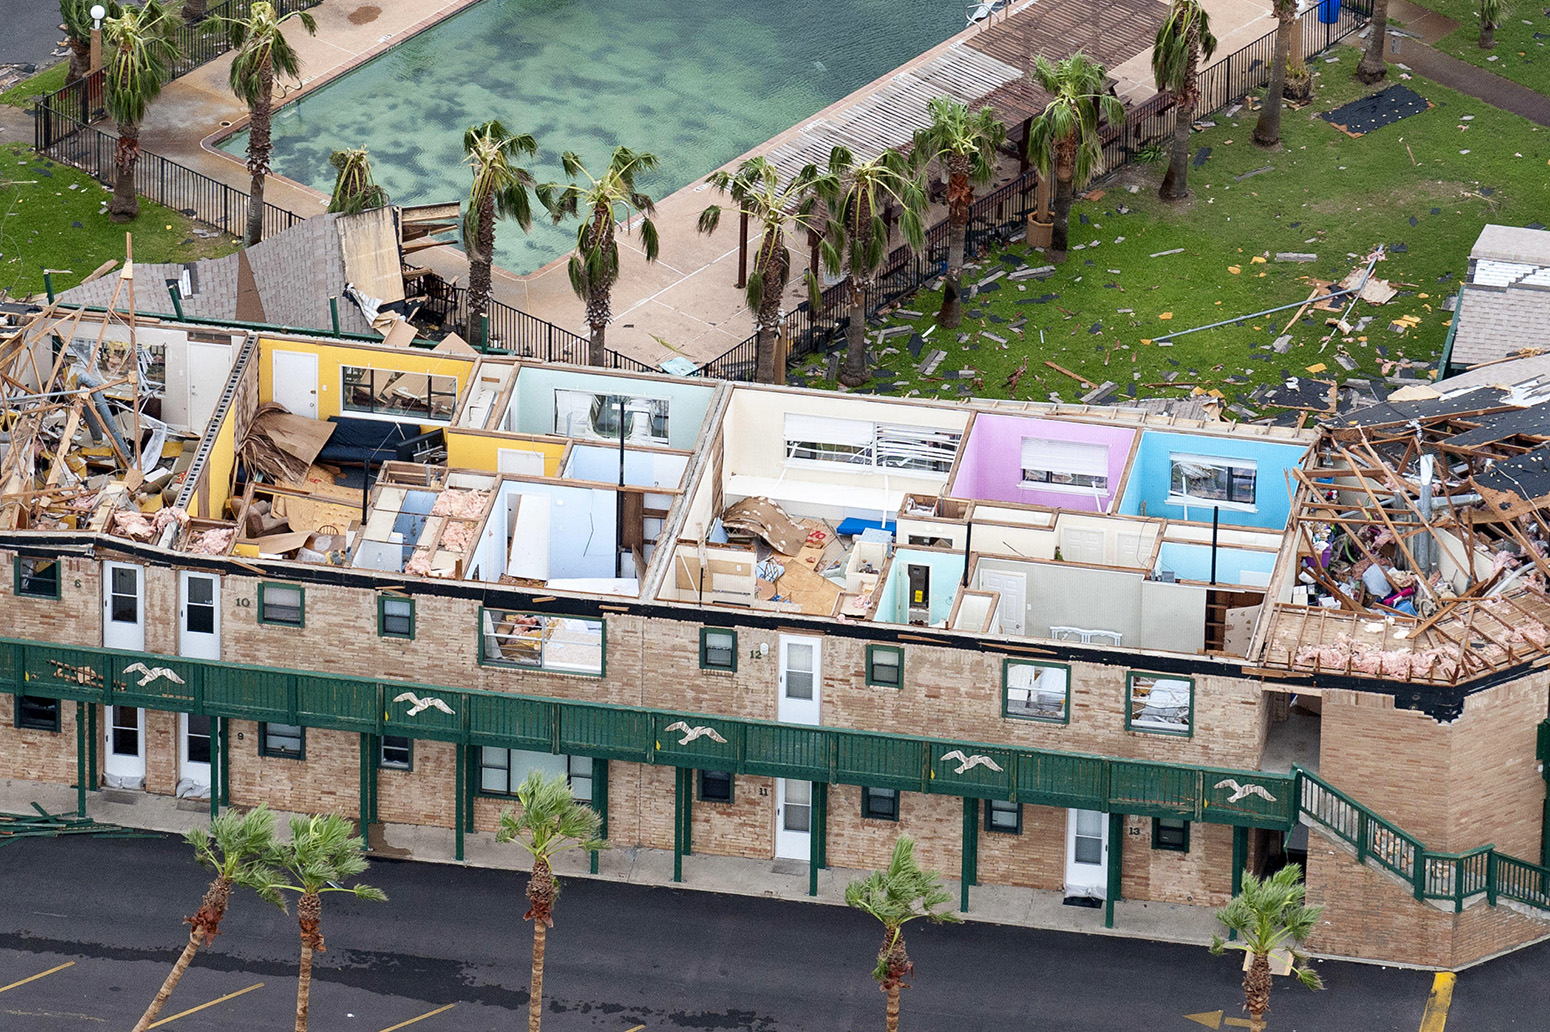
[699,769,734,804]
[1153,818,1190,852]
[14,695,60,732]
[866,645,903,689]
[1127,673,1193,735]
[479,748,593,800]
[258,584,304,627]
[700,628,737,672]
[480,609,605,676]
[1002,661,1070,723]
[554,390,670,443]
[985,799,1022,834]
[782,415,960,476]
[1019,438,1110,492]
[380,735,413,770]
[341,365,458,422]
[14,557,61,599]
[378,596,415,639]
[1169,454,1257,509]
[862,786,900,821]
[186,715,212,764]
[259,723,305,759]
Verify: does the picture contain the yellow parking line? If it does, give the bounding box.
[146,982,263,1029]
[1420,972,1456,1032]
[626,1026,646,1032]
[0,961,74,994]
[379,1002,457,1031]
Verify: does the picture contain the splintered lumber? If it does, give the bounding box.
[1044,360,1094,387]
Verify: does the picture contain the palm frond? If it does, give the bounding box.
[494,772,607,860]
[845,836,959,930]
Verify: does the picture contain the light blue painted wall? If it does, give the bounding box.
[563,445,689,488]
[1154,542,1277,585]
[875,548,964,625]
[1116,430,1307,529]
[500,480,619,580]
[510,368,714,449]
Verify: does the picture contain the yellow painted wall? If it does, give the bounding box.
[444,431,565,476]
[256,337,476,422]
[190,395,238,519]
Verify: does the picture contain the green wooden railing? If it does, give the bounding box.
[1296,767,1550,915]
[0,636,1295,830]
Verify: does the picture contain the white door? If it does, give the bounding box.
[186,341,233,431]
[977,570,1026,635]
[777,635,822,725]
[774,778,813,860]
[498,448,546,476]
[179,713,212,796]
[1065,808,1109,899]
[178,571,221,660]
[102,562,145,651]
[271,350,319,419]
[104,705,146,788]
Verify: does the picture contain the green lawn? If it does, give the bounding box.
[0,144,240,300]
[0,64,69,108]
[1406,0,1550,93]
[794,64,1545,418]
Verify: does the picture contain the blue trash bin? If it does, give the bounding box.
[1318,0,1341,23]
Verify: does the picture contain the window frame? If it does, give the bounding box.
[1001,659,1072,724]
[13,556,62,599]
[478,607,606,677]
[781,415,960,478]
[984,798,1023,835]
[698,769,734,804]
[865,644,904,689]
[699,628,738,672]
[257,583,305,628]
[377,595,416,640]
[14,695,61,732]
[380,734,413,771]
[861,786,901,821]
[477,748,593,801]
[340,364,459,424]
[1018,437,1111,494]
[1152,817,1191,852]
[1126,671,1195,737]
[258,722,306,760]
[1167,453,1258,512]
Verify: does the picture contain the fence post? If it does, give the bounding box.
[1487,850,1497,906]
[1413,847,1427,900]
[1356,810,1368,863]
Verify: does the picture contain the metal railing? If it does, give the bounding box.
[439,288,591,364]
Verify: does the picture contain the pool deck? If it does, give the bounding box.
[137,0,1277,370]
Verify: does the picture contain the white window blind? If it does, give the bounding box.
[1020,438,1109,477]
[784,415,959,475]
[784,414,874,448]
[875,424,959,474]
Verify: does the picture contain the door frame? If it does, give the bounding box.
[1064,807,1109,899]
[104,704,146,788]
[777,634,822,725]
[178,570,221,660]
[977,570,1026,636]
[271,350,319,419]
[774,778,813,860]
[179,712,213,794]
[102,561,146,651]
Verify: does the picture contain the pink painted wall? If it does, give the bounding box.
[950,415,1135,512]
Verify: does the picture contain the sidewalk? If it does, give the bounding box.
[0,776,1225,949]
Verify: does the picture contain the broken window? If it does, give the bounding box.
[380,735,412,770]
[1003,661,1070,722]
[341,366,458,422]
[14,557,60,599]
[862,786,900,821]
[1020,438,1110,491]
[1169,454,1257,508]
[1127,673,1193,735]
[14,695,60,732]
[553,390,669,443]
[783,415,960,475]
[699,769,734,804]
[480,609,604,676]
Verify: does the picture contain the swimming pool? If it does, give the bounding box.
[222,0,963,274]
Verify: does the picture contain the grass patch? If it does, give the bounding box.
[793,65,1545,419]
[0,143,241,301]
[0,64,70,108]
[1407,0,1550,93]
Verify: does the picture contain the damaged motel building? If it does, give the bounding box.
[3,303,1550,968]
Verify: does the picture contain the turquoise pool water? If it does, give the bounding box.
[222,0,962,274]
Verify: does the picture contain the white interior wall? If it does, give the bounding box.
[1140,580,1207,653]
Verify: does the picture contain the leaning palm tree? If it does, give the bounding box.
[1253,0,1296,148]
[1025,53,1124,264]
[911,97,1006,328]
[1356,0,1392,83]
[1153,0,1217,195]
[697,156,835,382]
[461,120,537,344]
[101,0,179,222]
[60,0,121,83]
[813,146,928,387]
[1210,865,1325,1032]
[223,1,317,246]
[271,815,387,1032]
[132,807,283,1032]
[845,836,959,1032]
[496,771,606,1032]
[1480,0,1509,48]
[538,146,661,367]
[326,146,390,216]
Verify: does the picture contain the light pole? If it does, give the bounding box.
[89,4,106,74]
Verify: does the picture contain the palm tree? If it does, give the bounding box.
[271,815,387,1032]
[461,120,537,345]
[1357,0,1392,84]
[101,0,179,223]
[184,0,209,24]
[1210,865,1325,1032]
[496,771,606,1032]
[1253,0,1297,148]
[845,836,959,1032]
[224,1,317,246]
[912,98,1006,329]
[1153,0,1217,195]
[132,807,283,1032]
[1025,53,1124,264]
[1480,0,1508,48]
[812,146,928,387]
[327,146,390,216]
[538,146,661,367]
[60,0,121,83]
[697,157,835,382]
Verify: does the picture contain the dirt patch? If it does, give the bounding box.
[348,5,381,25]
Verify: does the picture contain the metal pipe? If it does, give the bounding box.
[329,296,341,337]
[961,520,973,586]
[167,281,185,322]
[1210,506,1219,585]
[616,397,626,579]
[1153,287,1359,342]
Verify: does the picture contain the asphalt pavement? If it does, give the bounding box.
[0,833,1535,1031]
[0,1,69,69]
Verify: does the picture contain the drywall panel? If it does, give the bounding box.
[1140,580,1207,654]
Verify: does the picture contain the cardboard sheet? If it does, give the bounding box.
[721,497,806,555]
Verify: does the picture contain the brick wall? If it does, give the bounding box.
[2,554,102,649]
[1118,816,1233,907]
[0,695,84,785]
[225,720,360,818]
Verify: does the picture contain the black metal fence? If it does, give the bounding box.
[442,288,592,363]
[169,0,325,80]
